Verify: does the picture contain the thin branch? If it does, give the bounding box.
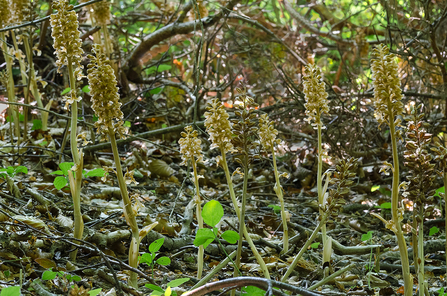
[0,0,103,33]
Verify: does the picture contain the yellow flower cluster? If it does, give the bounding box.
[87,45,125,137]
[92,0,111,26]
[204,98,234,154]
[371,44,404,125]
[12,0,31,23]
[179,126,204,166]
[50,0,84,79]
[258,114,280,151]
[0,0,11,28]
[302,64,329,127]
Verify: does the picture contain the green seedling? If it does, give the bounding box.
[310,242,320,249]
[51,162,107,190]
[371,185,391,197]
[434,186,445,198]
[140,238,171,279]
[429,226,439,236]
[41,268,83,292]
[268,204,281,215]
[145,277,190,296]
[194,200,240,249]
[375,202,392,209]
[0,166,28,179]
[361,231,374,288]
[439,287,447,296]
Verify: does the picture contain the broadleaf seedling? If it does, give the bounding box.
[194,200,240,249]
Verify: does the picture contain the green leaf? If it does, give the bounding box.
[149,238,165,253]
[6,167,14,175]
[202,200,224,227]
[15,166,28,174]
[361,231,373,242]
[194,228,215,247]
[429,226,439,236]
[42,269,58,280]
[140,252,154,265]
[434,187,445,197]
[151,292,164,296]
[374,202,391,209]
[82,85,90,93]
[150,87,163,95]
[88,288,102,296]
[50,170,64,175]
[241,286,265,296]
[32,119,42,130]
[54,176,68,190]
[145,284,164,292]
[71,275,81,282]
[85,168,106,177]
[267,204,281,215]
[93,115,99,122]
[59,162,74,176]
[124,121,131,128]
[167,278,190,288]
[0,286,20,296]
[133,169,144,178]
[4,270,10,277]
[310,242,320,249]
[221,230,240,244]
[371,185,380,192]
[156,256,171,266]
[39,141,48,147]
[379,186,391,196]
[146,64,172,75]
[61,87,71,95]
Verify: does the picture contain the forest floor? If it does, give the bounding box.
[0,127,446,296]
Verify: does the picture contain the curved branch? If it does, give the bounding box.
[183,277,324,296]
[282,0,354,46]
[125,0,239,83]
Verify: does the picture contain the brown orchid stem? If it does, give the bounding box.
[281,210,330,282]
[108,126,139,288]
[272,148,288,253]
[190,156,204,279]
[317,113,329,277]
[24,36,47,131]
[67,58,84,262]
[11,31,29,140]
[220,151,270,279]
[417,206,424,296]
[388,111,412,296]
[1,31,20,145]
[234,154,249,284]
